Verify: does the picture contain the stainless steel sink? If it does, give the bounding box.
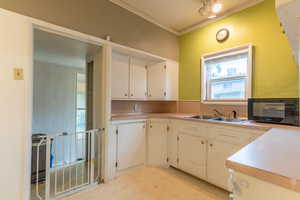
[185,115,216,120]
[185,115,248,123]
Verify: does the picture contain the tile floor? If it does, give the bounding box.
[62,166,230,200]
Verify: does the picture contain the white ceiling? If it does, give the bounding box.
[34,30,100,68]
[110,0,264,35]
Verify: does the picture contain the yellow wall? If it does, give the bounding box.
[179,0,298,100]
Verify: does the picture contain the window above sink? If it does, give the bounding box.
[201,44,253,105]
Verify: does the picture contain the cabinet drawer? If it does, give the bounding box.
[213,129,253,145]
[176,121,207,137]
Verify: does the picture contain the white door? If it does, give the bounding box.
[147,62,166,99]
[207,140,241,190]
[167,124,178,167]
[117,123,146,171]
[178,134,207,179]
[111,52,130,99]
[147,121,168,167]
[130,58,147,99]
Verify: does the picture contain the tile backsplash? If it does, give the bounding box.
[112,100,247,118]
[178,101,247,118]
[112,100,178,114]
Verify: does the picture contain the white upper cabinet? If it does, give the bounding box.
[147,62,167,99]
[165,60,179,100]
[111,52,130,99]
[130,58,147,99]
[111,50,178,100]
[147,61,178,100]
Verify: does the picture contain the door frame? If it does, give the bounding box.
[0,9,112,200]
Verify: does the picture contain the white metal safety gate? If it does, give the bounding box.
[34,129,101,200]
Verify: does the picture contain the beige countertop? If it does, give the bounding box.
[226,128,300,193]
[112,112,300,193]
[111,113,295,131]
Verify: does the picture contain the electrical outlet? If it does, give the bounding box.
[14,68,24,80]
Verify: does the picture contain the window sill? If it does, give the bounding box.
[201,100,247,105]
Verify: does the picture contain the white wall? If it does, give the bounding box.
[0,11,32,200]
[32,60,86,164]
[32,60,82,135]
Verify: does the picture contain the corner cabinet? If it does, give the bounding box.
[114,121,146,171]
[147,119,168,167]
[111,50,178,100]
[147,61,178,100]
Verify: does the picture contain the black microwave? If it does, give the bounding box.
[248,98,299,126]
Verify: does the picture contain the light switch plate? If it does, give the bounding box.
[14,68,24,80]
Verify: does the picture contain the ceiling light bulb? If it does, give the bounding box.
[212,3,222,13]
[208,15,217,19]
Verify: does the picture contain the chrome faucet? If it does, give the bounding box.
[232,110,237,119]
[213,109,225,118]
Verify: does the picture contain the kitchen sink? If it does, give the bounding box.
[185,115,248,123]
[185,115,216,120]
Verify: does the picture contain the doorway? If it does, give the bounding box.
[31,29,103,200]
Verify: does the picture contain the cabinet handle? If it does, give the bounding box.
[150,125,153,128]
[201,141,205,144]
[131,94,133,97]
[210,143,213,147]
[124,93,128,97]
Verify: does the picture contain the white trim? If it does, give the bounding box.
[201,44,253,104]
[110,0,264,36]
[0,8,176,200]
[109,0,180,35]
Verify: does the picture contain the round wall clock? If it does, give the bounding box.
[216,28,230,42]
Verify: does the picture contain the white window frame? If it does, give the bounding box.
[201,44,253,105]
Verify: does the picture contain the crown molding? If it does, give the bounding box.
[110,0,264,36]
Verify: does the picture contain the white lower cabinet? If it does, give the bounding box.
[168,120,265,191]
[147,120,168,167]
[178,134,207,179]
[167,121,178,167]
[109,119,265,190]
[207,140,241,190]
[116,122,146,171]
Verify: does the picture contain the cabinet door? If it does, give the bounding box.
[130,58,147,99]
[147,62,166,99]
[111,52,130,99]
[117,123,146,171]
[147,122,168,167]
[207,140,241,190]
[178,134,207,179]
[167,125,178,167]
